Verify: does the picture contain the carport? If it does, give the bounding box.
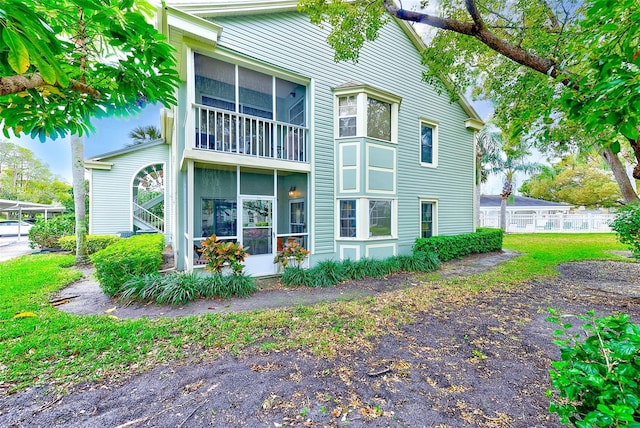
[0,198,66,239]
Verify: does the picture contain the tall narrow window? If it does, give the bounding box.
[367,98,391,141]
[421,201,434,238]
[421,123,434,164]
[338,96,357,137]
[369,200,392,236]
[339,199,357,237]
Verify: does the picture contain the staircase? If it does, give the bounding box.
[133,200,165,233]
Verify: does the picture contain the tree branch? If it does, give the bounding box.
[0,73,101,98]
[383,0,563,80]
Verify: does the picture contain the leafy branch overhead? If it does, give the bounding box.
[299,0,640,199]
[0,0,180,141]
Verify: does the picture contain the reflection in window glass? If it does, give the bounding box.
[339,200,357,237]
[338,96,357,137]
[421,123,434,164]
[369,200,392,236]
[367,98,391,141]
[421,201,433,238]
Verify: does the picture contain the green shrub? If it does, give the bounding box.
[547,309,640,427]
[28,214,77,249]
[413,228,503,262]
[58,235,121,254]
[610,204,640,259]
[91,234,164,296]
[199,234,249,274]
[223,273,258,298]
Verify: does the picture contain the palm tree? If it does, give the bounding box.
[476,124,503,226]
[489,151,543,230]
[128,125,161,146]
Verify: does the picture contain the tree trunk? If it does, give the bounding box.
[475,152,482,228]
[499,196,507,231]
[71,134,88,263]
[600,146,640,204]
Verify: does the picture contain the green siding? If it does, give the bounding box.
[90,144,169,236]
[176,11,475,262]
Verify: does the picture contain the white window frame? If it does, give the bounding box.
[368,198,395,238]
[337,198,359,239]
[419,118,439,168]
[336,197,398,241]
[334,85,401,143]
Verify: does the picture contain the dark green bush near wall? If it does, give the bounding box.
[90,234,165,296]
[413,227,504,262]
[58,235,121,254]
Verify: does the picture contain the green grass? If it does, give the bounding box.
[0,234,629,393]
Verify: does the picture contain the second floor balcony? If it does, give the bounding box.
[194,104,309,163]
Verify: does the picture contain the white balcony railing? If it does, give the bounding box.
[194,104,308,163]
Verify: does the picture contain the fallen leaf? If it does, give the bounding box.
[13,312,37,319]
[107,315,119,320]
[104,307,117,314]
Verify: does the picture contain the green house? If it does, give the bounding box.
[86,1,483,276]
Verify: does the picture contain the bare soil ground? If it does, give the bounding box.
[1,256,639,428]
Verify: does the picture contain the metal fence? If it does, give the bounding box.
[479,212,616,233]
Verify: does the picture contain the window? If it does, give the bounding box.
[339,199,357,237]
[290,200,305,233]
[369,200,392,236]
[421,201,434,238]
[334,86,400,142]
[338,96,357,137]
[420,120,437,166]
[367,98,391,141]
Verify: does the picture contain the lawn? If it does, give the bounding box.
[0,233,629,393]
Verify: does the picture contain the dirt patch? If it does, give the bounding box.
[1,256,639,427]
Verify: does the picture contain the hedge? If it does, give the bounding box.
[58,235,121,255]
[90,234,165,296]
[413,227,503,262]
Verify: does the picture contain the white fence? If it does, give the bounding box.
[479,212,616,233]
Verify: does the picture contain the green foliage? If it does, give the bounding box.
[90,234,164,296]
[58,234,120,254]
[280,250,441,288]
[610,204,640,259]
[274,241,311,269]
[311,260,346,287]
[120,271,257,304]
[520,155,622,208]
[547,309,640,427]
[200,234,249,274]
[0,141,72,204]
[280,266,315,287]
[414,228,504,262]
[0,0,180,140]
[28,214,76,249]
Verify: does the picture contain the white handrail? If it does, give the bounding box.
[133,202,165,233]
[193,104,309,162]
